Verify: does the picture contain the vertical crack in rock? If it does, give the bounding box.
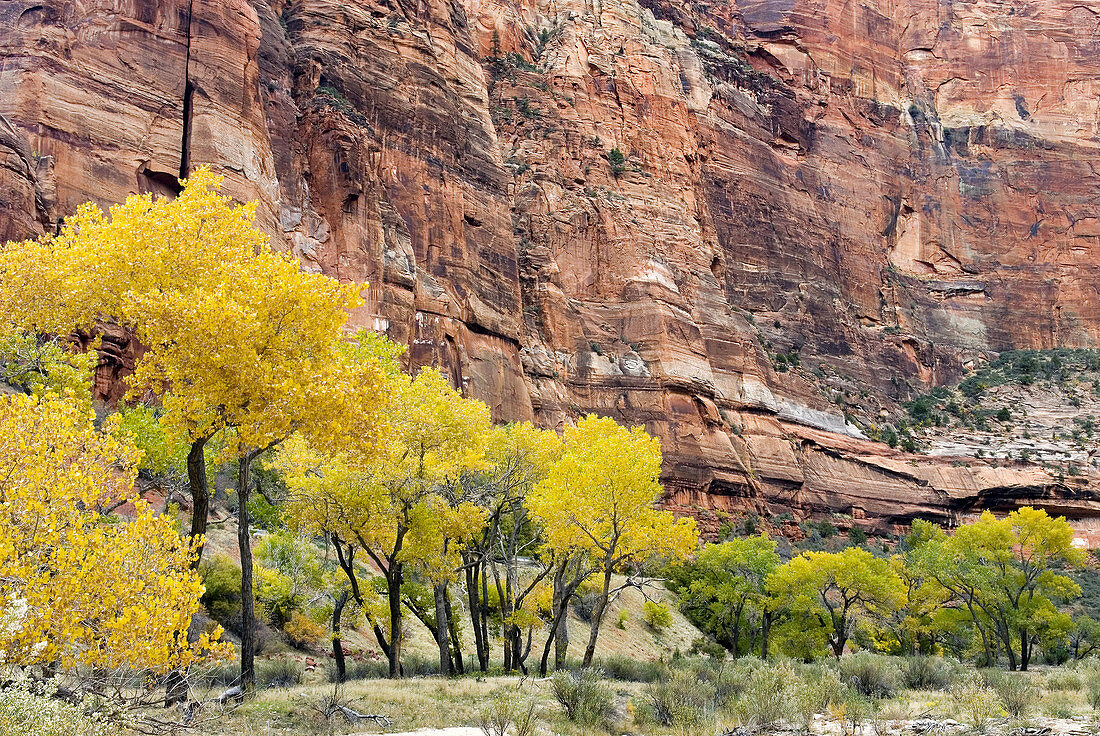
[179,0,196,180]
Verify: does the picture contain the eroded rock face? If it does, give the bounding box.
[2,0,1099,533]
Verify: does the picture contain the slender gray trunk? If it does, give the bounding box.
[237,454,256,691]
[434,583,452,676]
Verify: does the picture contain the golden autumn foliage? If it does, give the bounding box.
[0,170,396,687]
[273,367,492,676]
[528,415,697,566]
[0,168,388,453]
[0,394,225,673]
[276,367,491,579]
[526,414,697,666]
[0,167,269,338]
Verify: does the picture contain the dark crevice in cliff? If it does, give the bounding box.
[180,0,196,179]
[463,317,520,347]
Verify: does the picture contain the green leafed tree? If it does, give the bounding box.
[767,546,905,659]
[667,534,780,658]
[912,507,1085,670]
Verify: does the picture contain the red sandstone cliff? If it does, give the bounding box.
[2,0,1099,534]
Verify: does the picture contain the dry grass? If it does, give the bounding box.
[189,675,729,736]
[188,665,1100,736]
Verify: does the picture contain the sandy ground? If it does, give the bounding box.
[344,730,485,736]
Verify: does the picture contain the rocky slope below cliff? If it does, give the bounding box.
[2,0,1099,536]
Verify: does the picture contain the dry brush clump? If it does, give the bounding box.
[839,652,902,699]
[642,668,716,726]
[478,687,539,736]
[550,668,615,728]
[983,670,1038,718]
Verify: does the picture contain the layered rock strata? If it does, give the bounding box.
[2,0,1099,534]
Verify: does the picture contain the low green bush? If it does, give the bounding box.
[839,651,901,698]
[642,600,673,632]
[0,684,114,736]
[199,554,243,632]
[791,665,849,729]
[1043,691,1077,718]
[195,660,242,688]
[1085,671,1100,710]
[901,655,961,691]
[984,670,1038,718]
[478,688,538,736]
[256,657,304,689]
[1043,669,1083,691]
[643,668,716,726]
[949,673,1003,728]
[688,636,727,659]
[670,656,758,706]
[597,654,666,683]
[734,662,793,727]
[325,658,389,682]
[401,654,439,677]
[550,668,614,727]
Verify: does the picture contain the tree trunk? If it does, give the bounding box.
[554,613,569,669]
[553,563,570,669]
[237,454,256,691]
[540,598,570,676]
[490,560,511,672]
[831,611,848,658]
[582,568,613,668]
[163,670,187,707]
[386,564,403,678]
[187,436,210,568]
[444,588,464,675]
[479,570,490,665]
[731,599,744,659]
[332,588,349,683]
[465,558,488,671]
[433,583,452,676]
[761,611,771,660]
[1020,628,1030,671]
[510,627,528,674]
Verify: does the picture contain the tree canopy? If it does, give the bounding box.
[0,394,225,672]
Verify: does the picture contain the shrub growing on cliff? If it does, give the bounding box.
[607,147,626,176]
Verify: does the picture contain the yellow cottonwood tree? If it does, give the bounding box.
[526,414,698,667]
[466,422,562,673]
[274,368,491,677]
[0,168,366,560]
[0,394,225,672]
[0,170,394,688]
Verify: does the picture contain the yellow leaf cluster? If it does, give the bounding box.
[0,394,227,672]
[274,367,492,580]
[527,415,697,566]
[0,167,392,454]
